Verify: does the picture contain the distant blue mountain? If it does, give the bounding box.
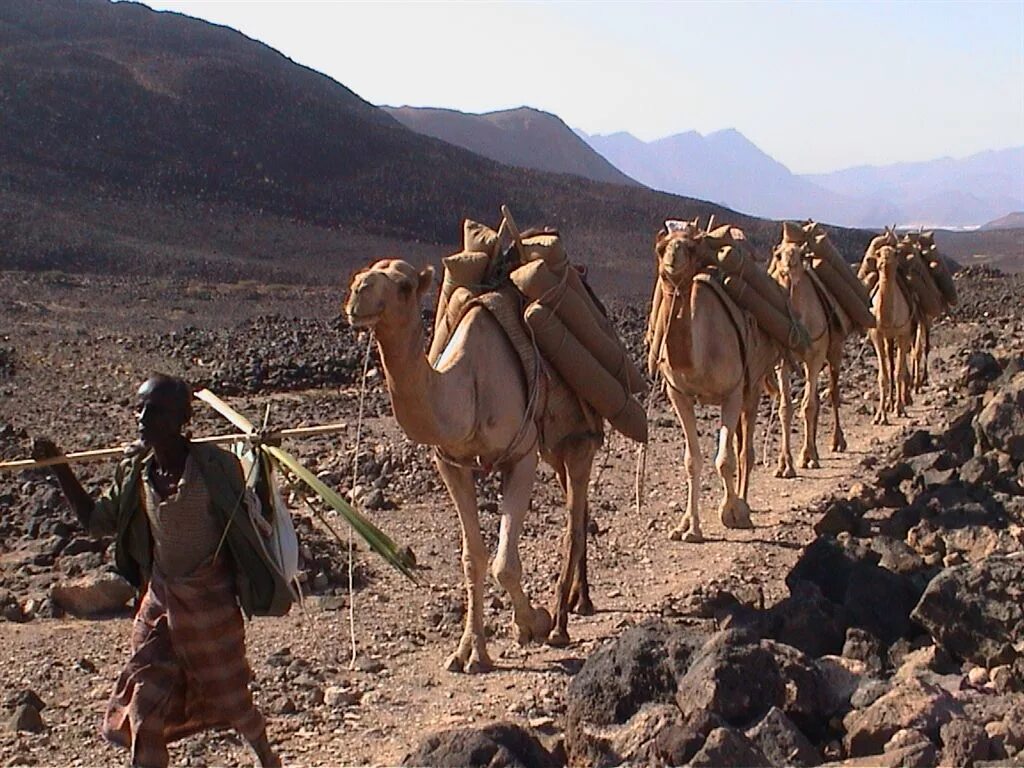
[578,128,1024,229]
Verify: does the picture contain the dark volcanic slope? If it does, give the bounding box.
[0,0,872,290]
[384,106,639,187]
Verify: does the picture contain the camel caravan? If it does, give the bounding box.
[859,227,958,423]
[345,206,957,670]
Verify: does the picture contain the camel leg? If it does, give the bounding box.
[567,501,594,616]
[492,451,552,647]
[435,457,492,674]
[737,396,758,501]
[665,385,704,543]
[828,344,847,453]
[800,358,823,469]
[895,333,912,417]
[775,361,797,479]
[552,463,594,616]
[548,438,596,647]
[919,322,931,387]
[717,393,753,530]
[871,330,889,425]
[913,319,929,391]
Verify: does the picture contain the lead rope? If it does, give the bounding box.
[347,332,375,670]
[635,277,679,514]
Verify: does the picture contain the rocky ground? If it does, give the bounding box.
[1,266,1023,767]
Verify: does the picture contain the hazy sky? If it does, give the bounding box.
[133,0,1023,174]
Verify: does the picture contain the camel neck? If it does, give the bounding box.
[876,270,903,328]
[371,315,448,445]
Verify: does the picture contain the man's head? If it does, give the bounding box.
[136,374,192,447]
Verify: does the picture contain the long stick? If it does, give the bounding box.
[0,423,349,472]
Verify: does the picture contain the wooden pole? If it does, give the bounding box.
[0,423,349,472]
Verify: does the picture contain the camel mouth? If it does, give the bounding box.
[346,309,382,328]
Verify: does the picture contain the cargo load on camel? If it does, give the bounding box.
[647,219,810,378]
[430,208,648,445]
[859,228,957,317]
[772,221,876,332]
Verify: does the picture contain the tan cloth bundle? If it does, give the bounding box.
[510,259,647,396]
[429,251,491,364]
[901,247,946,317]
[928,255,957,307]
[797,223,876,331]
[524,303,648,443]
[714,244,809,353]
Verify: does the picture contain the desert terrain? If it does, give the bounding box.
[1,262,1023,766]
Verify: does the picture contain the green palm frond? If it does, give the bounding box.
[264,445,418,582]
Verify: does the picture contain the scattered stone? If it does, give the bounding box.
[6,704,43,734]
[974,372,1024,460]
[912,556,1024,667]
[50,573,135,616]
[843,677,963,757]
[652,709,724,767]
[745,706,820,767]
[675,631,829,737]
[940,719,991,767]
[402,722,560,768]
[688,726,769,768]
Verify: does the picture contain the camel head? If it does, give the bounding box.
[771,240,810,287]
[655,223,711,287]
[875,245,900,277]
[345,259,434,331]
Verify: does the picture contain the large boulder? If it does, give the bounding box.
[787,536,922,644]
[674,631,829,737]
[842,677,963,757]
[564,620,707,764]
[912,556,1024,667]
[50,573,135,616]
[401,722,559,768]
[745,706,821,767]
[974,372,1024,461]
[688,727,770,767]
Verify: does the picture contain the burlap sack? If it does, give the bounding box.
[463,219,499,257]
[525,302,647,444]
[902,250,945,317]
[809,255,877,330]
[511,259,646,396]
[429,286,475,366]
[429,250,491,364]
[806,233,875,330]
[520,234,568,273]
[928,256,958,307]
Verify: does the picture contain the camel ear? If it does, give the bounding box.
[416,266,435,299]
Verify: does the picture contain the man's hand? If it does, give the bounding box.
[31,438,62,462]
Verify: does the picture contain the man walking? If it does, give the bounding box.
[33,374,292,767]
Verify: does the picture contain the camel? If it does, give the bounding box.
[344,258,601,673]
[648,223,781,543]
[770,232,849,478]
[866,245,915,424]
[901,233,940,393]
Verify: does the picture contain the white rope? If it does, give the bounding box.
[347,332,374,669]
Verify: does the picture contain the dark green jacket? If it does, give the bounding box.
[87,442,294,618]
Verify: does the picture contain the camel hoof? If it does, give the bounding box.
[571,594,595,616]
[546,627,570,648]
[801,458,820,470]
[721,501,754,530]
[443,652,467,673]
[681,530,705,543]
[464,651,493,674]
[533,607,553,640]
[833,439,847,453]
[775,465,797,479]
